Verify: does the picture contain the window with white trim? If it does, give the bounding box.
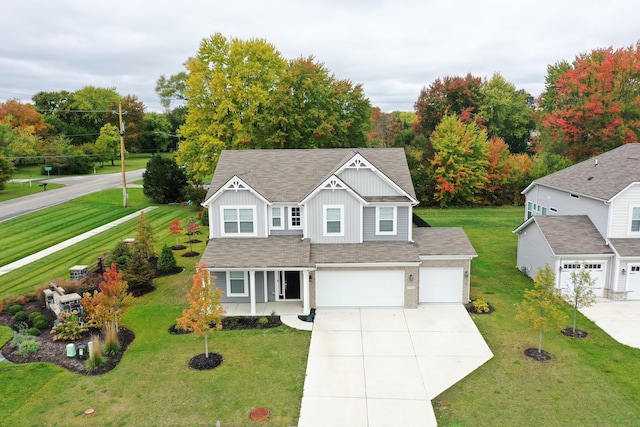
[289,206,302,229]
[376,206,396,235]
[221,206,256,236]
[527,201,547,218]
[324,205,344,236]
[227,271,248,297]
[271,206,284,230]
[631,207,640,233]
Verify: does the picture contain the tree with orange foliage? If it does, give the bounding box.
[176,264,225,358]
[169,218,184,247]
[81,263,133,332]
[0,99,50,136]
[479,137,512,205]
[541,43,640,161]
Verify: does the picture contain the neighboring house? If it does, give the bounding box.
[200,148,477,314]
[514,143,640,300]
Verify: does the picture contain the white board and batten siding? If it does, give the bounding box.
[315,269,405,307]
[608,184,640,238]
[305,189,361,243]
[209,190,268,238]
[338,168,400,198]
[419,267,464,303]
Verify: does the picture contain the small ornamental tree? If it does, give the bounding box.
[81,263,134,332]
[169,218,184,247]
[176,263,225,358]
[186,218,200,254]
[564,265,597,336]
[134,211,156,258]
[516,264,568,357]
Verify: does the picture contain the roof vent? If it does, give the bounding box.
[587,176,593,181]
[594,158,598,166]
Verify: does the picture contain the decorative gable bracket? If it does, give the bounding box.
[202,174,271,207]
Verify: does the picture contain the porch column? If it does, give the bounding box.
[263,271,269,303]
[249,270,256,315]
[303,270,310,314]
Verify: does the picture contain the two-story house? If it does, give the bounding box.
[514,143,640,300]
[200,148,477,314]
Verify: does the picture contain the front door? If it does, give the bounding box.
[284,271,301,300]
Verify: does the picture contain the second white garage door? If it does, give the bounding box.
[315,270,405,307]
[419,267,463,303]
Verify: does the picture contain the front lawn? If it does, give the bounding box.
[417,207,640,427]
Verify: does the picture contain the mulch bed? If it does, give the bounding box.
[524,348,552,361]
[561,327,589,338]
[0,301,134,375]
[189,352,223,370]
[464,301,495,315]
[168,315,282,334]
[171,245,188,251]
[181,251,200,257]
[154,266,185,278]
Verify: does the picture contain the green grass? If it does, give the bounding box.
[416,207,640,427]
[0,189,202,299]
[0,182,65,202]
[10,153,158,180]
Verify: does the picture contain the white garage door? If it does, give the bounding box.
[419,267,463,303]
[627,265,640,300]
[315,270,404,307]
[559,261,605,298]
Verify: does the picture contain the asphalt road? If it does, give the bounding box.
[0,169,145,223]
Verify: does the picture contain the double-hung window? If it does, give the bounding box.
[289,206,302,229]
[324,205,344,236]
[271,206,284,230]
[222,206,256,236]
[227,271,248,297]
[631,207,640,233]
[376,206,396,235]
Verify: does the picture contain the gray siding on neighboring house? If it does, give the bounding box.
[362,206,409,241]
[209,190,268,238]
[516,222,555,279]
[526,186,609,237]
[609,184,640,238]
[306,189,361,243]
[338,168,400,197]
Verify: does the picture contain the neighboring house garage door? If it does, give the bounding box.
[419,267,463,303]
[559,262,605,298]
[315,270,404,307]
[627,265,640,300]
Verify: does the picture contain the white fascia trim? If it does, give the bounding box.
[202,175,271,207]
[300,174,367,205]
[606,182,639,204]
[419,255,477,261]
[335,153,419,204]
[315,262,421,268]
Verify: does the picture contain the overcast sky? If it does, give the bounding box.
[1,1,639,113]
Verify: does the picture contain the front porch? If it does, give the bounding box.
[223,301,306,316]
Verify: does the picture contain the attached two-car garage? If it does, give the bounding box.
[315,270,405,307]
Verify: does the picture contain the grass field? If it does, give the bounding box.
[418,207,640,427]
[0,182,65,202]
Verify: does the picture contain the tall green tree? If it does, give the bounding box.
[516,264,567,356]
[155,70,188,110]
[177,33,286,181]
[142,155,188,204]
[540,43,640,161]
[429,115,489,207]
[106,95,146,153]
[94,123,121,166]
[141,112,172,153]
[0,155,14,190]
[478,73,535,154]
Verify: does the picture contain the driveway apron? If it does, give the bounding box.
[298,305,493,427]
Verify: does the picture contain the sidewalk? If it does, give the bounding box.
[0,207,157,277]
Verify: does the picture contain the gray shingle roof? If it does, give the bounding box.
[609,239,640,257]
[200,236,313,269]
[533,143,640,201]
[204,148,417,203]
[311,241,421,264]
[533,215,614,255]
[412,228,478,257]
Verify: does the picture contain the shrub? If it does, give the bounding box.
[157,245,177,272]
[257,317,269,328]
[472,297,491,313]
[33,316,49,330]
[106,241,132,273]
[14,311,28,322]
[18,338,41,355]
[142,155,188,204]
[103,322,121,355]
[78,275,103,295]
[29,312,41,322]
[26,327,41,336]
[124,246,154,289]
[11,331,33,348]
[50,311,88,341]
[185,186,207,206]
[8,304,23,315]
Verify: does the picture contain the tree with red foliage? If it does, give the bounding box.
[81,264,133,332]
[541,43,640,161]
[169,218,184,247]
[414,74,484,139]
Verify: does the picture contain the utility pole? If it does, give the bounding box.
[119,103,128,208]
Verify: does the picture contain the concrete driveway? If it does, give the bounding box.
[297,305,493,427]
[580,299,640,349]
